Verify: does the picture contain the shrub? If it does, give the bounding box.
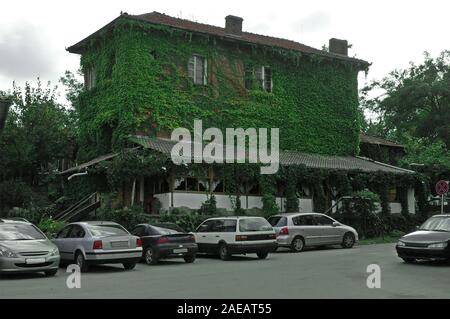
[198,195,217,215]
[7,207,42,224]
[157,210,213,232]
[37,217,66,236]
[95,206,151,231]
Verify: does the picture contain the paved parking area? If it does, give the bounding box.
[1,243,449,299]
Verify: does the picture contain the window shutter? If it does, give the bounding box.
[188,56,195,80]
[255,66,264,89]
[203,58,207,85]
[195,56,204,84]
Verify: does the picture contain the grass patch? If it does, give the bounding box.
[358,236,400,245]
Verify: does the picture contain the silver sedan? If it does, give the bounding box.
[0,219,60,276]
[268,213,359,252]
[53,221,142,272]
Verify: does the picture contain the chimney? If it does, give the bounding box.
[225,15,243,36]
[329,38,348,56]
[0,97,12,133]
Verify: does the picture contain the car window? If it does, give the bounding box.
[57,225,73,239]
[268,216,287,227]
[87,224,129,237]
[68,225,86,238]
[197,220,215,233]
[152,226,179,235]
[0,224,46,241]
[314,215,334,226]
[131,226,146,237]
[239,218,273,232]
[154,223,185,233]
[211,219,237,233]
[293,215,315,226]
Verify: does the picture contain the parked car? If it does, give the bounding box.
[52,221,142,272]
[0,218,60,276]
[193,216,277,260]
[267,213,358,252]
[130,224,198,265]
[396,214,450,263]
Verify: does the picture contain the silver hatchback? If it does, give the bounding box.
[0,219,60,276]
[53,221,142,272]
[268,213,358,252]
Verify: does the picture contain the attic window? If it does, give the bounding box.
[188,55,207,85]
[255,66,273,93]
[84,66,96,90]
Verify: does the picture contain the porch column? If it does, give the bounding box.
[407,188,416,214]
[139,177,145,205]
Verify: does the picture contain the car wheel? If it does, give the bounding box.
[184,255,196,263]
[402,257,415,264]
[256,252,269,259]
[44,269,58,277]
[341,233,355,249]
[219,243,231,261]
[123,262,136,270]
[144,247,159,265]
[75,251,89,273]
[290,237,305,252]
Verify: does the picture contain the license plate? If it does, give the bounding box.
[111,241,128,248]
[26,258,46,265]
[173,248,188,254]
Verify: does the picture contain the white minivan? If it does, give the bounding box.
[194,216,278,260]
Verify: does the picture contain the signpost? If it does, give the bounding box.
[436,180,449,214]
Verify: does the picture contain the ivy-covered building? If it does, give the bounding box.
[64,12,424,217]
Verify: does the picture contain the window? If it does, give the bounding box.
[68,225,85,238]
[255,66,272,92]
[57,226,73,239]
[293,215,315,226]
[174,177,208,192]
[314,215,334,226]
[268,216,287,227]
[239,218,273,232]
[131,226,146,237]
[197,220,215,233]
[211,219,237,233]
[84,66,96,90]
[0,224,46,241]
[188,55,207,85]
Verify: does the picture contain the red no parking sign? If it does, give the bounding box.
[436,180,449,195]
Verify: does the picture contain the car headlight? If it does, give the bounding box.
[397,241,406,247]
[50,247,59,256]
[0,246,17,258]
[428,242,448,249]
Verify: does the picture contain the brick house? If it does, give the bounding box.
[62,12,419,216]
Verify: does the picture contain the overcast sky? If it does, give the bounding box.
[0,0,449,106]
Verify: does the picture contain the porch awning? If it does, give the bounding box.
[129,136,415,175]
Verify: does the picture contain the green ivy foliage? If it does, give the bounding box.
[76,17,364,160]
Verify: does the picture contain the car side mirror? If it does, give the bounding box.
[415,226,420,230]
[332,222,340,227]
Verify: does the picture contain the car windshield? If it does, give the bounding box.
[87,224,129,237]
[268,216,287,227]
[419,217,450,232]
[0,224,46,241]
[239,218,273,232]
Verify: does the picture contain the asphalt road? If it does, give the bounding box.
[1,243,449,299]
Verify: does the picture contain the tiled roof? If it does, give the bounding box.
[130,136,414,175]
[359,133,405,148]
[68,12,369,67]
